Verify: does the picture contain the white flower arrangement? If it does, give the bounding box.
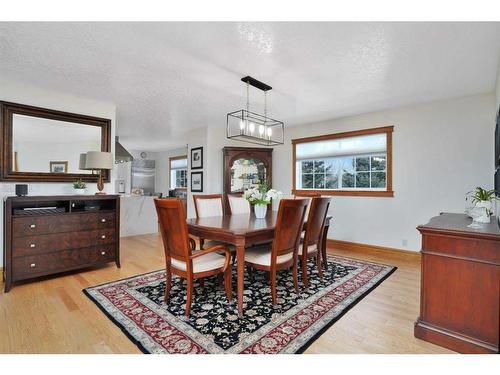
[243,183,283,205]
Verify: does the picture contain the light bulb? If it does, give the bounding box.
[248,122,255,133]
[258,125,265,136]
[266,127,272,138]
[239,119,245,130]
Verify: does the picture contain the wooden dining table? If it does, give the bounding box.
[187,211,332,315]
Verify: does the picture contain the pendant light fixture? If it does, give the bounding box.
[226,76,284,146]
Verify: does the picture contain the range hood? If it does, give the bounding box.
[115,136,134,163]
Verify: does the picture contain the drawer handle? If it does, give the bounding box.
[101,218,106,223]
[30,263,36,268]
[30,224,36,229]
[101,251,106,255]
[30,243,36,248]
[101,235,106,239]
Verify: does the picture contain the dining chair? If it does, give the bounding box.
[154,198,232,317]
[293,192,321,221]
[193,194,224,248]
[227,193,251,215]
[299,196,331,288]
[244,198,308,305]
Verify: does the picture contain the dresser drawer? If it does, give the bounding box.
[12,245,116,280]
[12,212,116,237]
[12,229,116,258]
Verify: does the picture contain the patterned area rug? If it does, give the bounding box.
[84,255,396,354]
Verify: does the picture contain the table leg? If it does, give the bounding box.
[236,240,245,316]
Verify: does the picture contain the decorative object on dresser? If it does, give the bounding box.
[3,195,120,292]
[72,179,87,195]
[222,146,272,213]
[15,184,28,197]
[465,186,498,225]
[415,213,500,353]
[84,151,113,194]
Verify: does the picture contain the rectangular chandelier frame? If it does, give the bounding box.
[226,109,284,146]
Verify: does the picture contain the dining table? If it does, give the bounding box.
[187,210,332,316]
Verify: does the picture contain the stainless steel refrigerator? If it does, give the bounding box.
[131,159,156,194]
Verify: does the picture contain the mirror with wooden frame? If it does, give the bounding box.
[0,101,111,182]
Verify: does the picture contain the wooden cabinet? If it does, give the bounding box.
[3,195,120,292]
[222,146,273,212]
[415,213,500,353]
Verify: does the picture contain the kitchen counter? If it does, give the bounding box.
[120,195,159,237]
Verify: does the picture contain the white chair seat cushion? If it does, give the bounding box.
[298,243,318,256]
[244,245,293,266]
[171,252,226,273]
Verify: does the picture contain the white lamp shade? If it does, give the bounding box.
[85,151,113,170]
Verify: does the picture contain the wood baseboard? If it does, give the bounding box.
[327,239,421,259]
[414,319,497,354]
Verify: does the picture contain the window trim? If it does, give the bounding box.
[292,126,394,197]
[169,155,188,190]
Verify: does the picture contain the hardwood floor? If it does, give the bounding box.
[0,233,453,354]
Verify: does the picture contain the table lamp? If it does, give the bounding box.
[85,151,113,195]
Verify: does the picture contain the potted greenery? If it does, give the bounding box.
[72,179,87,195]
[466,187,498,223]
[243,183,282,219]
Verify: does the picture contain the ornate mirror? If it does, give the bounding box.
[223,147,273,210]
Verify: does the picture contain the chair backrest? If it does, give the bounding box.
[154,198,191,264]
[193,194,224,218]
[227,193,251,215]
[272,198,308,263]
[303,197,331,247]
[293,192,321,220]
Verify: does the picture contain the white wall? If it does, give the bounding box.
[196,93,495,252]
[273,93,495,252]
[0,78,117,267]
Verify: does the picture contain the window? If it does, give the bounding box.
[292,126,393,197]
[169,156,187,189]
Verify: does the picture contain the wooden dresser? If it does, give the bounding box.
[415,213,500,353]
[3,195,120,292]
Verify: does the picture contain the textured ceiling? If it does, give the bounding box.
[1,22,499,151]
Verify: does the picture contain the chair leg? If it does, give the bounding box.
[185,278,194,317]
[316,251,324,279]
[270,269,277,306]
[224,268,232,302]
[302,255,309,288]
[247,265,254,282]
[165,266,172,303]
[292,261,299,294]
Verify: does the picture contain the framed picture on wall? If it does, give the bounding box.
[191,171,203,192]
[49,161,68,173]
[191,147,203,169]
